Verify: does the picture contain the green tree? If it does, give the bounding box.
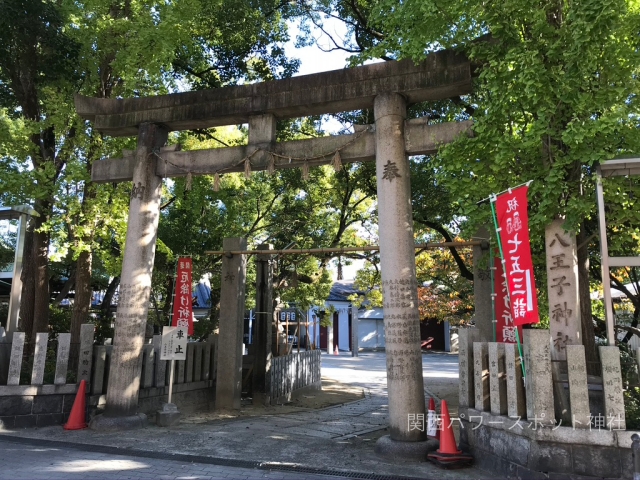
[155,129,377,333]
[0,0,81,342]
[363,0,640,362]
[0,0,305,345]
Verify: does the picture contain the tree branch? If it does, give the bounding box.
[416,219,474,280]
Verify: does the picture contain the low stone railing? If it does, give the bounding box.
[458,328,635,479]
[0,325,96,428]
[0,325,217,428]
[270,350,321,404]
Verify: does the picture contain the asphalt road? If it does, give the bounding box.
[0,436,357,480]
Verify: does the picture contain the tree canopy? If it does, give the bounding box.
[2,0,639,349]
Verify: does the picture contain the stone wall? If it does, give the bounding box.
[460,407,635,479]
[0,326,218,428]
[458,327,635,479]
[0,385,81,429]
[0,381,215,429]
[90,380,215,418]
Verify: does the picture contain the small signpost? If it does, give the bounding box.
[157,326,187,426]
[160,326,187,404]
[158,255,192,426]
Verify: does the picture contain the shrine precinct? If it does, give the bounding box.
[75,48,473,453]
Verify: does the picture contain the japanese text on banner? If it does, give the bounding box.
[494,186,540,326]
[494,254,524,342]
[172,257,194,335]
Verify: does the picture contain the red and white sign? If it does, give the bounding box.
[172,257,194,336]
[494,186,539,326]
[494,254,524,342]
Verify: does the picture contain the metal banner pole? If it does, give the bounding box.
[168,359,175,404]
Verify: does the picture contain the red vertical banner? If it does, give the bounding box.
[494,254,524,342]
[494,186,540,326]
[172,257,194,336]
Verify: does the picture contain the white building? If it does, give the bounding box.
[306,281,389,352]
[307,281,357,352]
[307,280,454,353]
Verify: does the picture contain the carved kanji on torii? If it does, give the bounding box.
[76,49,473,453]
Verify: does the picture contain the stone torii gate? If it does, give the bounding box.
[77,49,472,453]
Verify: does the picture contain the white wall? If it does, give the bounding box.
[377,319,386,348]
[336,302,350,350]
[359,319,378,349]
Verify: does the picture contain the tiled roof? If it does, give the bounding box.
[327,280,363,302]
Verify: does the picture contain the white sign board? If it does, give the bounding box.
[160,326,187,361]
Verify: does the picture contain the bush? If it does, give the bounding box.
[48,305,71,340]
[618,342,640,428]
[625,388,640,430]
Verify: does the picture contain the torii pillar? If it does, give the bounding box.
[373,93,431,458]
[90,123,168,430]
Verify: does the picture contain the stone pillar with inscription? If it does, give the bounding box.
[523,329,555,425]
[253,243,273,405]
[458,328,480,408]
[599,346,626,430]
[488,342,507,415]
[546,219,579,422]
[372,93,429,459]
[566,345,590,428]
[505,343,526,418]
[90,123,167,430]
[473,342,490,411]
[473,227,493,342]
[546,218,582,359]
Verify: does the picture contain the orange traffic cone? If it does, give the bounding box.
[427,397,439,439]
[436,400,460,455]
[64,379,88,430]
[334,345,339,355]
[427,400,473,467]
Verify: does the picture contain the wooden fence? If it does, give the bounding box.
[270,349,321,404]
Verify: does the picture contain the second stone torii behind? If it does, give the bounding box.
[76,49,473,456]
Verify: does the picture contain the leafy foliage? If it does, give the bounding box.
[368,0,640,237]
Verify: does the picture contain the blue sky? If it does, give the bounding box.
[284,18,353,76]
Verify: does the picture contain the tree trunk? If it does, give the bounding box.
[70,175,97,365]
[95,275,119,344]
[162,274,174,322]
[577,227,598,374]
[30,210,51,340]
[53,273,75,306]
[101,276,120,318]
[70,249,92,369]
[18,219,35,341]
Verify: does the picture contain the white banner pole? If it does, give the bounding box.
[168,359,175,404]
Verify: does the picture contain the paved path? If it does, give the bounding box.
[322,351,460,402]
[1,352,489,479]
